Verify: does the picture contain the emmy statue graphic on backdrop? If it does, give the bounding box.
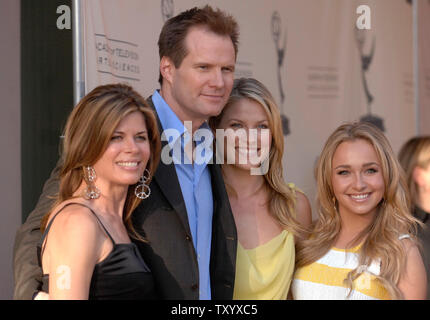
[271,11,290,136]
[356,29,385,132]
[161,0,174,22]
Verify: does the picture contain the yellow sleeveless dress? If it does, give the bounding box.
[233,184,298,300]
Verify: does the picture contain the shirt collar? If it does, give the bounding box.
[151,90,214,153]
[152,90,185,148]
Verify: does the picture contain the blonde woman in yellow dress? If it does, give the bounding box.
[209,78,312,300]
[292,122,427,300]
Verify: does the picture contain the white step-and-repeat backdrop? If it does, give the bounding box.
[81,0,428,212]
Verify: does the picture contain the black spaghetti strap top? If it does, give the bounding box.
[37,202,156,300]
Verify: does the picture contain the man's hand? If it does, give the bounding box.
[34,291,49,300]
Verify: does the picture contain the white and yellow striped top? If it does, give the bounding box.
[291,243,391,300]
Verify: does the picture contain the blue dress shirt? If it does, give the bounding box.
[152,90,214,300]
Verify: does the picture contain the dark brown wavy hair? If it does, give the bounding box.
[41,84,160,241]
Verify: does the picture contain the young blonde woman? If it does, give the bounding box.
[292,122,426,300]
[209,78,312,300]
[399,136,430,299]
[37,84,160,299]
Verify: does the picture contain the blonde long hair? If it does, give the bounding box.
[41,84,161,241]
[295,122,420,299]
[398,136,430,209]
[209,77,308,238]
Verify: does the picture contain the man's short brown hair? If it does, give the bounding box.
[157,5,239,85]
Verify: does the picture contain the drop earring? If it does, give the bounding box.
[83,166,100,199]
[135,169,151,199]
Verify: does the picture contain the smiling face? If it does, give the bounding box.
[161,26,236,129]
[216,98,272,172]
[93,111,150,188]
[331,139,385,219]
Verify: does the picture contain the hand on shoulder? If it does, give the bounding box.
[33,291,49,300]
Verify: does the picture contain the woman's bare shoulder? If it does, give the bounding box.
[46,201,103,251]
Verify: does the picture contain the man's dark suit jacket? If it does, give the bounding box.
[13,97,237,300]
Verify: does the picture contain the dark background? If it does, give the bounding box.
[21,0,73,222]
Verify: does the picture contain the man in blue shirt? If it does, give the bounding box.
[152,91,214,299]
[139,6,239,299]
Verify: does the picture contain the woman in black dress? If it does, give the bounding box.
[37,84,160,299]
